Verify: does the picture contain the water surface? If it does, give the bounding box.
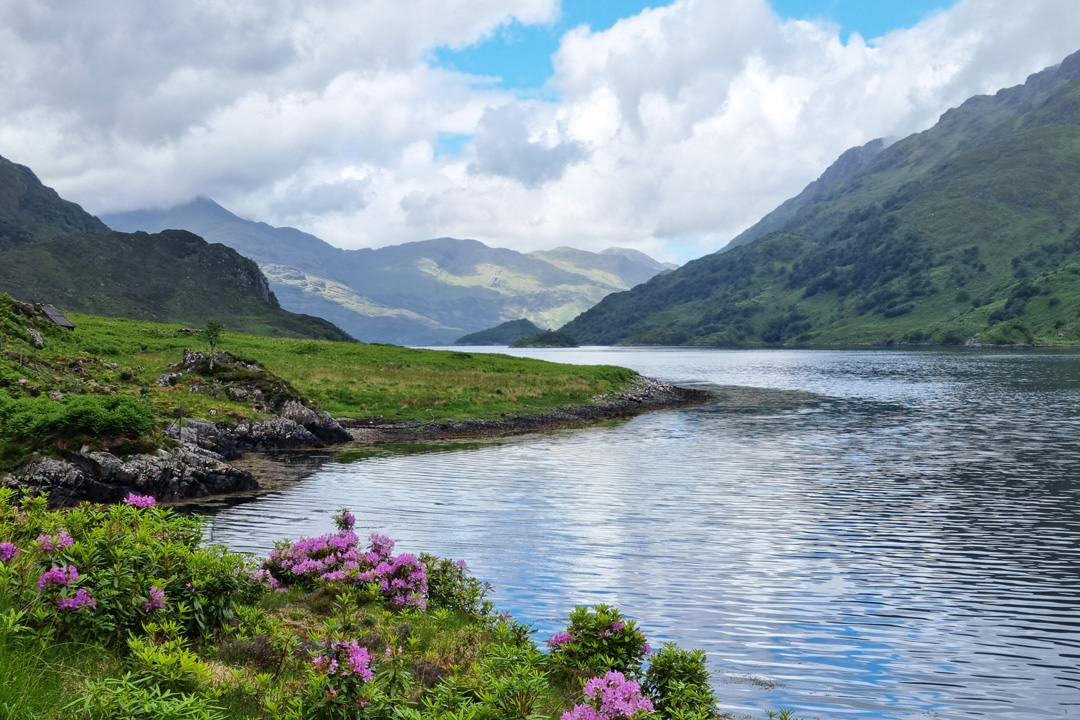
[204,348,1080,719]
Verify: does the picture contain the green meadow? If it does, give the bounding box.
[0,294,638,470]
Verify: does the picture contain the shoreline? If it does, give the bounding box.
[4,376,710,506]
[337,375,711,443]
[187,377,712,502]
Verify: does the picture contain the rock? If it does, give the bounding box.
[27,327,44,348]
[279,400,351,443]
[156,372,183,386]
[166,416,325,459]
[8,443,257,507]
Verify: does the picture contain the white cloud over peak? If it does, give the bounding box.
[1,0,1078,263]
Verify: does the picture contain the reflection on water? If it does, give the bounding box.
[205,348,1080,719]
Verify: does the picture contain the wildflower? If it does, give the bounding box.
[142,585,166,612]
[611,621,624,632]
[38,565,79,589]
[547,631,574,650]
[334,509,356,531]
[455,559,467,569]
[641,643,651,655]
[124,493,156,508]
[49,392,62,401]
[562,671,654,720]
[36,532,73,552]
[0,542,18,563]
[18,378,27,385]
[313,640,374,681]
[58,588,97,611]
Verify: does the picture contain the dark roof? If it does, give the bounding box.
[41,304,75,330]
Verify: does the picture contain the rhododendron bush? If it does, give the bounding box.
[0,493,733,720]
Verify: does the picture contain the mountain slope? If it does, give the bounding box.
[104,199,674,345]
[0,155,351,341]
[565,48,1080,347]
[0,155,110,250]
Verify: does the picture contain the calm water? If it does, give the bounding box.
[203,348,1080,719]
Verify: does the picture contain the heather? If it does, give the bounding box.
[0,489,789,720]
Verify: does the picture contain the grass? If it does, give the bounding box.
[0,295,639,469]
[63,314,637,421]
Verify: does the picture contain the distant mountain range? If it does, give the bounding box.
[103,200,675,345]
[0,155,350,341]
[565,48,1080,347]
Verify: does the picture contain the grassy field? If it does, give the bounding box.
[62,313,637,421]
[0,295,639,469]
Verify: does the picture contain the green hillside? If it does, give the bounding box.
[0,230,350,340]
[0,155,109,250]
[0,154,351,341]
[454,318,545,345]
[104,199,674,345]
[565,49,1080,347]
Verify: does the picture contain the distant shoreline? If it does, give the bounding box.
[336,375,711,443]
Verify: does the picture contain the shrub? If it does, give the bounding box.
[547,604,649,676]
[67,674,227,720]
[0,490,263,646]
[562,670,654,720]
[261,510,428,610]
[423,555,492,617]
[643,643,716,719]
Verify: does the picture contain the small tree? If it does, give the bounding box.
[204,319,224,369]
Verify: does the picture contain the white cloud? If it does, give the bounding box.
[1,0,1078,263]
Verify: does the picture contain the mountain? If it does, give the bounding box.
[0,155,351,341]
[103,199,674,345]
[454,319,546,345]
[0,155,110,250]
[565,49,1080,347]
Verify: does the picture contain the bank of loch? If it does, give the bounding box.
[0,295,707,505]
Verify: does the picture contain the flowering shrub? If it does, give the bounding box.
[267,636,387,719]
[562,671,655,720]
[547,604,650,676]
[261,511,428,609]
[0,489,262,645]
[642,643,716,720]
[423,555,493,616]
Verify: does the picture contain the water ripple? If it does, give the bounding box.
[204,348,1080,719]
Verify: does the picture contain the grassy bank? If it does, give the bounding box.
[0,294,638,470]
[0,491,732,720]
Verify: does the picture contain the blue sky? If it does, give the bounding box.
[432,0,957,91]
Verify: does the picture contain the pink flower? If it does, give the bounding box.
[562,671,654,720]
[18,378,27,386]
[547,631,574,650]
[124,493,156,508]
[38,565,79,589]
[142,586,166,612]
[58,588,97,611]
[36,532,73,552]
[0,542,18,563]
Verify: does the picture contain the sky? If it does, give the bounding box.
[1,1,1079,264]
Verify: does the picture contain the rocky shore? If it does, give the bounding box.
[2,375,709,506]
[338,376,710,443]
